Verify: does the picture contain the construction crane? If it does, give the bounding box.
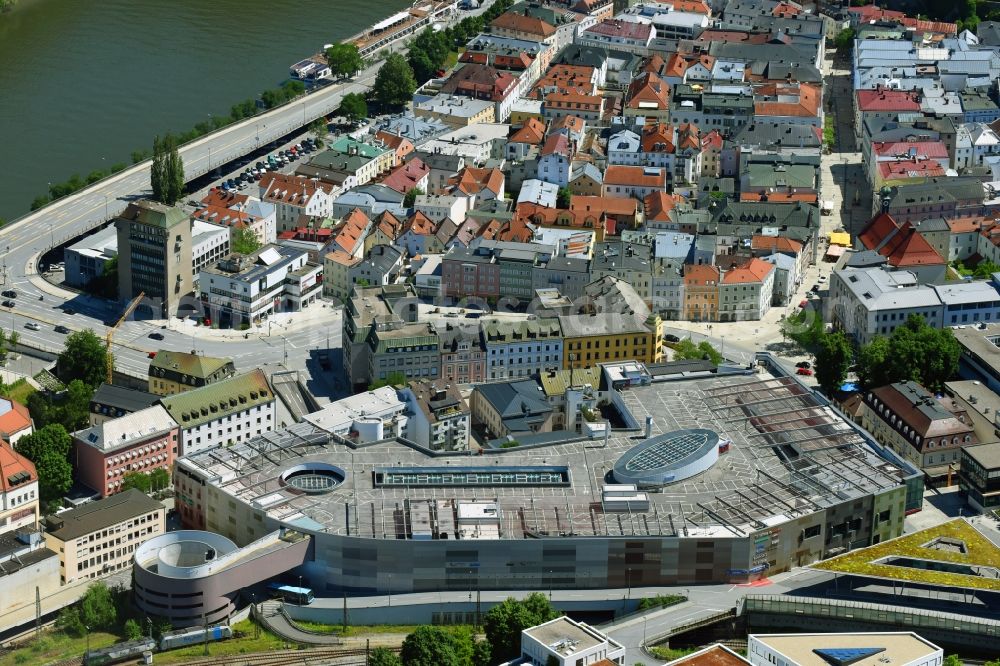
[106,292,144,385]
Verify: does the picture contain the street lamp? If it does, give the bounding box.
[626,567,632,600]
[85,625,90,655]
[548,569,553,601]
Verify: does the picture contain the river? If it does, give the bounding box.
[0,0,411,221]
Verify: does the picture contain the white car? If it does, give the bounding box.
[24,322,40,331]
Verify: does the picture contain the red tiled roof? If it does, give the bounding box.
[585,18,652,40]
[550,115,585,134]
[603,165,666,187]
[641,123,675,153]
[878,159,946,180]
[477,217,533,243]
[0,399,32,442]
[947,216,994,234]
[751,234,803,253]
[644,191,685,221]
[260,173,333,204]
[540,132,570,157]
[570,196,637,217]
[858,213,945,267]
[491,12,557,37]
[900,16,957,35]
[684,263,720,285]
[325,249,362,267]
[627,72,670,110]
[754,83,821,118]
[201,188,249,209]
[448,167,505,196]
[382,157,430,194]
[510,117,546,144]
[723,257,774,284]
[515,202,602,232]
[192,204,253,229]
[375,130,412,151]
[377,211,405,240]
[673,0,711,14]
[856,88,922,112]
[847,5,905,21]
[333,209,370,255]
[405,210,438,236]
[872,141,949,159]
[701,129,724,151]
[0,438,36,494]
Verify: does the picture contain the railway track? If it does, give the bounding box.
[179,646,393,666]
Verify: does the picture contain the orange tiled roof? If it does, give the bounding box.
[375,130,412,151]
[644,191,685,221]
[754,83,821,118]
[723,257,774,284]
[510,117,546,144]
[448,167,505,196]
[684,263,719,285]
[550,115,585,134]
[859,213,945,267]
[491,12,557,37]
[570,195,637,217]
[0,438,36,494]
[333,209,370,255]
[641,123,675,153]
[378,211,405,240]
[325,249,362,267]
[0,399,31,441]
[627,72,670,110]
[515,202,602,231]
[201,188,249,209]
[947,216,993,234]
[750,234,803,253]
[603,165,666,187]
[405,210,438,236]
[260,173,332,205]
[477,217,533,243]
[192,204,252,229]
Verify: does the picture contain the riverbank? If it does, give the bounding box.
[0,0,411,220]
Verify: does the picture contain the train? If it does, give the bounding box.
[82,625,234,665]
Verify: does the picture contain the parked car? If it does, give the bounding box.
[1,300,14,308]
[795,361,812,369]
[1,290,15,298]
[149,332,164,340]
[24,322,40,331]
[148,351,157,359]
[63,307,75,315]
[810,284,820,293]
[54,325,70,334]
[796,367,813,376]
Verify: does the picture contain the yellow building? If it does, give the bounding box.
[414,96,496,128]
[44,489,164,584]
[559,277,664,369]
[324,249,361,302]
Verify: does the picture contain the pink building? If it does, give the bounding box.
[438,322,487,384]
[72,405,178,497]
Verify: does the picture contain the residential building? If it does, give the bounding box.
[560,277,663,369]
[193,198,277,247]
[71,405,178,497]
[543,91,605,122]
[399,380,470,451]
[343,285,417,390]
[438,321,487,384]
[328,136,394,178]
[471,379,554,438]
[43,489,164,584]
[199,245,322,327]
[856,213,946,284]
[719,258,776,321]
[414,254,443,298]
[89,384,159,426]
[602,166,668,199]
[147,351,236,397]
[159,369,276,456]
[521,616,626,666]
[482,317,564,380]
[684,264,720,322]
[748,634,941,666]
[860,381,976,478]
[537,133,572,187]
[0,442,38,536]
[349,244,404,292]
[381,157,431,195]
[367,321,441,384]
[323,250,362,302]
[441,244,502,299]
[114,200,193,318]
[960,442,1000,512]
[590,240,653,303]
[578,19,655,55]
[414,96,496,128]
[258,174,335,232]
[944,380,1000,444]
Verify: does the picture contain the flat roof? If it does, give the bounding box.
[524,616,605,655]
[45,489,163,541]
[962,441,1000,469]
[180,373,913,541]
[751,633,940,666]
[666,644,748,666]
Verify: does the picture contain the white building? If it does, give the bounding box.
[199,245,323,326]
[398,381,470,451]
[159,369,276,456]
[482,317,564,380]
[192,220,231,274]
[748,633,942,666]
[259,174,335,232]
[719,258,776,322]
[303,387,408,443]
[414,193,470,224]
[521,616,626,666]
[518,179,560,208]
[0,440,39,536]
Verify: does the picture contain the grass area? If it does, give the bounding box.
[444,50,459,70]
[0,377,35,404]
[292,621,465,637]
[649,646,697,660]
[0,629,118,666]
[292,619,341,634]
[154,620,287,665]
[812,519,1000,591]
[636,594,686,611]
[823,115,835,150]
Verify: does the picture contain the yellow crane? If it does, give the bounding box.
[106,291,144,385]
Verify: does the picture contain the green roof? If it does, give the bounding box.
[328,137,388,159]
[538,367,601,397]
[123,200,189,229]
[159,369,273,429]
[746,163,816,189]
[811,519,1000,591]
[149,350,233,380]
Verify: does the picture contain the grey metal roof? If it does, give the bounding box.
[45,490,163,541]
[90,384,160,414]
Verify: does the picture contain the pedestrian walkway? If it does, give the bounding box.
[255,600,346,646]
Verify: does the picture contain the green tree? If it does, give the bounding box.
[834,27,855,50]
[408,49,439,83]
[857,315,961,391]
[325,43,365,79]
[400,626,473,666]
[404,187,424,208]
[80,582,117,630]
[15,424,72,503]
[974,259,1000,279]
[671,338,723,365]
[232,226,262,255]
[123,618,143,641]
[150,134,167,203]
[131,149,151,165]
[309,118,328,147]
[483,593,558,663]
[373,53,417,109]
[815,330,853,395]
[165,133,185,206]
[149,467,171,492]
[368,371,407,390]
[56,607,85,637]
[368,647,402,666]
[122,471,152,494]
[58,329,108,388]
[339,92,369,125]
[943,656,961,666]
[556,186,572,209]
[30,195,50,211]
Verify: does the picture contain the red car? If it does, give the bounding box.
[148,351,157,359]
[798,300,808,308]
[796,367,813,376]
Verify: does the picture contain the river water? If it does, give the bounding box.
[0,0,410,220]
